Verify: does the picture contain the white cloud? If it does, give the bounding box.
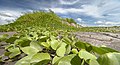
[4,13,13,17]
[0,10,22,17]
[48,0,120,21]
[0,16,15,20]
[59,0,79,5]
[45,8,83,14]
[77,18,82,22]
[76,18,87,26]
[0,10,23,25]
[46,5,103,18]
[76,18,85,24]
[81,5,102,18]
[95,20,120,26]
[94,21,104,24]
[0,15,16,25]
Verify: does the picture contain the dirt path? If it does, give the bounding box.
[74,32,120,51]
[0,32,16,37]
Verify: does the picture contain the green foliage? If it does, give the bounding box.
[50,40,60,50]
[97,53,120,65]
[0,11,120,65]
[9,47,21,58]
[63,18,77,24]
[0,11,79,32]
[0,11,119,33]
[0,28,120,65]
[30,53,50,63]
[0,34,9,42]
[79,27,120,33]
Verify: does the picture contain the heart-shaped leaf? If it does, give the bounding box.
[40,42,50,48]
[21,46,39,56]
[30,53,50,63]
[89,59,100,65]
[72,49,78,54]
[6,37,18,43]
[52,56,61,64]
[9,47,21,58]
[78,49,97,60]
[15,56,32,65]
[30,41,43,51]
[65,45,71,55]
[51,40,60,50]
[56,42,67,57]
[58,54,76,65]
[97,52,120,65]
[92,46,118,55]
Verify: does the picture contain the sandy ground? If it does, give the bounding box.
[74,32,120,51]
[0,32,16,37]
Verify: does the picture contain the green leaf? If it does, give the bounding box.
[40,42,50,48]
[56,42,67,57]
[30,53,50,63]
[38,36,48,42]
[71,55,81,65]
[97,52,120,65]
[30,41,43,51]
[21,46,39,56]
[15,56,31,65]
[51,40,60,50]
[92,46,118,55]
[5,44,14,50]
[52,56,61,64]
[75,41,86,49]
[100,47,118,52]
[6,37,18,43]
[92,46,108,55]
[0,34,9,42]
[62,37,72,45]
[33,60,50,65]
[89,59,100,65]
[9,47,21,58]
[58,54,76,65]
[4,52,12,56]
[72,49,78,54]
[65,45,71,55]
[50,35,56,40]
[2,34,9,37]
[14,37,31,47]
[97,54,110,65]
[78,49,97,60]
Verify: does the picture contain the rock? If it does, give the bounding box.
[0,49,5,56]
[3,61,16,65]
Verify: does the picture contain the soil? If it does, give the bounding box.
[74,32,120,51]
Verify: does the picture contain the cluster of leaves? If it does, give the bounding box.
[0,11,120,33]
[79,27,120,33]
[62,18,77,24]
[0,11,80,32]
[0,27,120,65]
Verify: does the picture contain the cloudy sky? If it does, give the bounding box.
[0,0,120,26]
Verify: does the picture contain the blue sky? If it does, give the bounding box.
[0,0,120,26]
